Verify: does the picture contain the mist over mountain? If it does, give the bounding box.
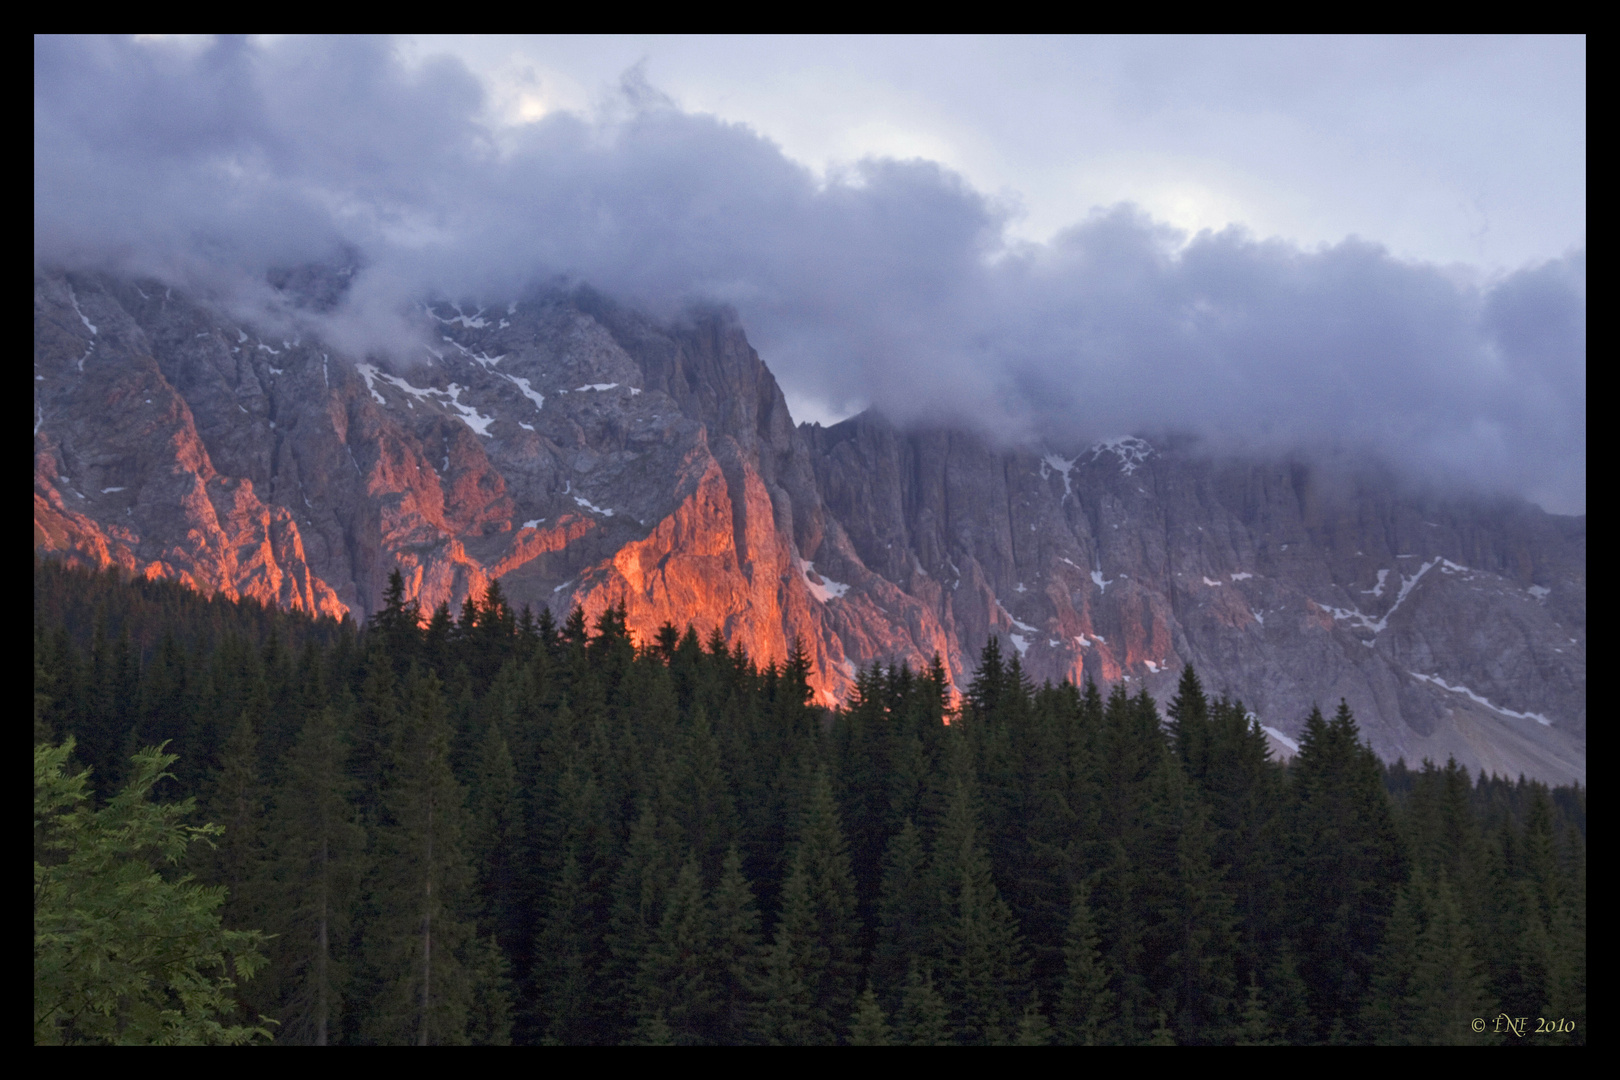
[34,35,1585,514]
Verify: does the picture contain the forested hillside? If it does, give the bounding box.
[34,561,1586,1045]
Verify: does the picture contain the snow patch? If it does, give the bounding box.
[67,286,97,335]
[1009,633,1030,657]
[1409,672,1553,726]
[355,364,496,436]
[796,557,851,602]
[553,579,574,593]
[575,383,620,392]
[1202,576,1221,587]
[1229,571,1253,581]
[1361,569,1390,597]
[355,364,389,405]
[1088,436,1153,475]
[1321,559,1439,638]
[257,342,280,355]
[518,421,535,431]
[572,495,614,517]
[522,519,545,530]
[505,375,544,412]
[430,302,489,329]
[1261,725,1299,753]
[100,486,125,494]
[1040,452,1076,498]
[1528,585,1551,601]
[1091,570,1114,592]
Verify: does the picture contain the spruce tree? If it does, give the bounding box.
[362,668,475,1044]
[264,706,366,1044]
[895,964,952,1045]
[632,860,714,1043]
[604,801,676,1039]
[757,768,860,1044]
[34,740,273,1045]
[467,718,524,955]
[872,818,932,1010]
[932,750,1025,1044]
[708,845,766,1044]
[849,988,893,1045]
[1235,976,1277,1045]
[197,710,268,939]
[467,934,514,1045]
[1015,993,1055,1045]
[1284,701,1404,1038]
[1056,881,1114,1044]
[1149,759,1237,1043]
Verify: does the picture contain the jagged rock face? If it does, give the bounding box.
[34,270,1586,783]
[805,418,1586,784]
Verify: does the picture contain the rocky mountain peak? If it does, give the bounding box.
[34,268,1586,784]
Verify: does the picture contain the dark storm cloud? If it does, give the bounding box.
[34,35,1585,513]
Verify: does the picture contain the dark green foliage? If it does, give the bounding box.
[849,987,893,1045]
[1284,702,1407,1038]
[34,739,273,1044]
[361,668,476,1044]
[895,964,952,1045]
[1056,882,1114,1045]
[758,768,860,1044]
[34,561,1585,1045]
[261,706,366,1044]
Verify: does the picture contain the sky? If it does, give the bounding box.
[33,35,1586,513]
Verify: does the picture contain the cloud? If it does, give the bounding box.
[34,35,1585,513]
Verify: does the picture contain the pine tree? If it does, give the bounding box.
[196,710,268,941]
[632,860,715,1044]
[467,718,523,954]
[1055,881,1114,1044]
[467,934,514,1045]
[871,818,932,1009]
[1260,943,1314,1044]
[263,706,366,1044]
[362,668,475,1044]
[850,988,893,1045]
[1364,872,1493,1044]
[1149,760,1237,1043]
[1284,701,1405,1038]
[1235,975,1277,1045]
[604,801,676,1040]
[1015,993,1054,1045]
[757,768,860,1044]
[932,752,1025,1044]
[1165,665,1211,773]
[34,739,273,1045]
[895,964,952,1046]
[708,846,766,1044]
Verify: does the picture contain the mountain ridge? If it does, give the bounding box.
[33,268,1586,783]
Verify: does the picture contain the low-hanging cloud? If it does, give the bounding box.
[35,35,1585,513]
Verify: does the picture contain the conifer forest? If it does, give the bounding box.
[34,560,1586,1045]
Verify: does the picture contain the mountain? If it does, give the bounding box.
[34,269,1586,784]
